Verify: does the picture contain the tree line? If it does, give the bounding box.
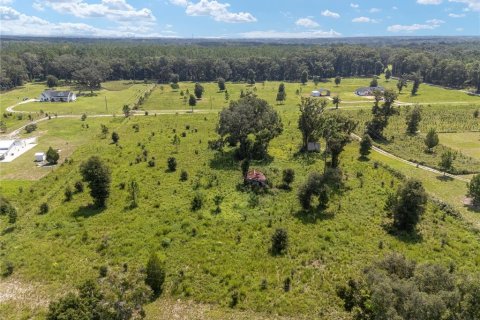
[1,40,479,91]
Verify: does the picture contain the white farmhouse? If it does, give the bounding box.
[39,90,77,102]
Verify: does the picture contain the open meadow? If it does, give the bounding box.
[1,76,480,319]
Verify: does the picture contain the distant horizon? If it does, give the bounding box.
[0,1,478,39]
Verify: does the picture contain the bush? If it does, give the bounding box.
[191,193,203,211]
[271,228,288,255]
[145,253,166,297]
[74,181,84,193]
[282,168,295,187]
[468,174,480,205]
[1,196,17,223]
[25,123,37,133]
[111,132,119,144]
[81,113,87,121]
[80,156,111,208]
[180,170,188,181]
[1,261,14,277]
[64,186,73,202]
[39,202,49,215]
[167,157,177,171]
[389,179,427,232]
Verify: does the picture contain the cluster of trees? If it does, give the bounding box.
[337,252,480,319]
[2,41,478,91]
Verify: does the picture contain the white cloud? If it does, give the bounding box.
[350,3,359,8]
[456,27,464,31]
[0,0,13,4]
[36,0,155,22]
[321,10,340,18]
[239,29,341,39]
[387,19,444,32]
[417,0,442,4]
[352,16,378,23]
[171,0,256,23]
[295,17,319,28]
[369,8,381,13]
[449,0,480,12]
[449,12,466,17]
[0,5,174,37]
[392,6,398,10]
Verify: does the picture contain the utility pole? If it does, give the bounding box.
[105,96,108,112]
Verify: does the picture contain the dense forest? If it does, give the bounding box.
[1,38,479,92]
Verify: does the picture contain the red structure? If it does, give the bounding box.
[245,169,267,187]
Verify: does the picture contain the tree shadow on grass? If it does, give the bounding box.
[382,223,423,244]
[357,156,370,162]
[292,151,324,166]
[209,150,238,171]
[464,198,480,213]
[294,207,335,224]
[73,204,104,218]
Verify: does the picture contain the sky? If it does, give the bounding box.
[0,0,479,38]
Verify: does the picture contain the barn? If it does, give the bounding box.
[39,90,77,102]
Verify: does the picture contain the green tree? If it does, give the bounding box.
[188,94,196,112]
[406,105,422,134]
[111,131,119,144]
[80,156,111,208]
[100,124,108,138]
[332,95,341,109]
[217,94,283,160]
[468,174,480,205]
[64,186,73,202]
[282,168,295,187]
[370,78,378,87]
[385,69,392,81]
[439,151,455,175]
[276,83,286,104]
[335,76,341,86]
[322,114,358,168]
[411,73,422,95]
[389,179,427,232]
[128,180,140,208]
[313,75,320,86]
[46,75,58,88]
[298,97,327,151]
[194,82,204,99]
[46,146,59,165]
[271,228,288,255]
[424,128,439,153]
[247,69,256,85]
[359,134,373,158]
[301,70,308,85]
[122,104,131,117]
[217,77,226,91]
[145,253,166,297]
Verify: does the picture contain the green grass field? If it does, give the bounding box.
[1,79,480,319]
[439,131,480,159]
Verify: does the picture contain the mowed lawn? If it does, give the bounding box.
[439,131,480,159]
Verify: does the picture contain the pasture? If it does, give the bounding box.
[1,78,480,319]
[439,131,480,159]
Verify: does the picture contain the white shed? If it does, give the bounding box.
[34,152,45,162]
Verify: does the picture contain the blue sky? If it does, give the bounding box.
[0,0,478,38]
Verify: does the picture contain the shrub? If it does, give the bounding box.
[39,202,49,215]
[282,168,295,187]
[191,193,203,211]
[98,265,108,278]
[81,113,87,121]
[389,179,427,232]
[271,228,288,255]
[25,123,37,133]
[180,170,188,181]
[74,181,84,193]
[167,157,177,172]
[359,134,373,158]
[148,159,156,167]
[64,186,73,202]
[145,253,166,297]
[1,196,17,223]
[111,132,119,144]
[1,261,14,277]
[468,174,480,205]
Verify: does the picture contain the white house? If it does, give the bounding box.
[35,152,46,162]
[311,88,331,97]
[39,90,77,102]
[0,140,15,160]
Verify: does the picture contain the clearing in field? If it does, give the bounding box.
[439,131,480,160]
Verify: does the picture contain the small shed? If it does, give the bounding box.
[311,88,330,97]
[245,169,267,187]
[34,152,45,162]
